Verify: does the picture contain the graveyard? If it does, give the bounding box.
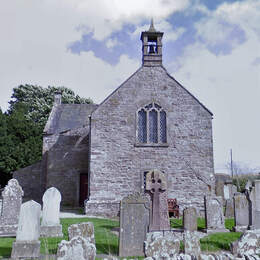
[0,176,260,259]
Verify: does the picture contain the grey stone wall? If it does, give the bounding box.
[86,66,215,217]
[13,160,44,203]
[45,130,89,207]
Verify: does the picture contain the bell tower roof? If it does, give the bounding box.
[140,20,164,67]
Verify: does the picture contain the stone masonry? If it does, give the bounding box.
[12,22,215,216]
[86,63,215,216]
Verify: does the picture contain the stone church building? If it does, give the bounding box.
[14,22,215,216]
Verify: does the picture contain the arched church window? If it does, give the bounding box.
[137,103,167,144]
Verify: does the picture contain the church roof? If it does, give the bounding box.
[44,103,98,135]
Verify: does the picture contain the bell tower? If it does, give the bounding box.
[141,19,164,67]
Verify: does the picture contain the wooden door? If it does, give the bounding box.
[79,174,88,206]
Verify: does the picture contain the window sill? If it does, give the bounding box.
[134,143,169,148]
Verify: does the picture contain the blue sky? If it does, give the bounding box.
[0,0,259,173]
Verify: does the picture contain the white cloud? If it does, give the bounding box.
[0,0,191,111]
[106,38,119,49]
[172,0,260,172]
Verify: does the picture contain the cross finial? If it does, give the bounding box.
[149,18,156,32]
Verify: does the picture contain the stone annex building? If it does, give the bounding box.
[14,22,215,216]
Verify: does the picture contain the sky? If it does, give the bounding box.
[0,0,259,174]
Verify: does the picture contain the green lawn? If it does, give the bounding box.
[0,217,241,258]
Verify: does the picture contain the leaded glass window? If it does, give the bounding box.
[138,109,147,142]
[137,102,167,144]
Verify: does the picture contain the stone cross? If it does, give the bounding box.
[146,170,169,231]
[0,178,24,237]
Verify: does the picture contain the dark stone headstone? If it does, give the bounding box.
[224,198,234,218]
[119,192,150,257]
[145,169,170,231]
[183,207,197,231]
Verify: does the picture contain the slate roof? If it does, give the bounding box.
[44,103,98,135]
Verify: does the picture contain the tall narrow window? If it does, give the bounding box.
[137,102,167,144]
[138,109,147,143]
[149,110,158,143]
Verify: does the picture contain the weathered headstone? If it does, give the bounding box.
[224,198,234,218]
[204,196,229,233]
[68,222,95,244]
[231,230,260,257]
[144,231,180,258]
[57,236,96,260]
[11,200,41,259]
[119,192,150,257]
[41,187,63,237]
[0,179,24,237]
[183,207,197,231]
[248,180,260,230]
[233,193,249,232]
[145,169,170,231]
[183,231,201,258]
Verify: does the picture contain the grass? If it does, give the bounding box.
[0,217,242,258]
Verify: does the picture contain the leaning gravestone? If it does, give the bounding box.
[248,180,260,230]
[234,193,249,232]
[41,187,63,237]
[57,236,96,260]
[11,200,41,259]
[0,179,24,237]
[145,169,170,231]
[204,195,229,233]
[68,222,95,244]
[183,207,197,232]
[119,192,150,257]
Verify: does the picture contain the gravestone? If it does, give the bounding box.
[119,192,150,257]
[183,207,197,232]
[11,200,41,259]
[57,236,96,260]
[68,222,95,244]
[248,180,260,230]
[224,199,234,218]
[41,187,63,237]
[204,196,229,233]
[234,193,249,232]
[145,169,170,231]
[0,179,24,237]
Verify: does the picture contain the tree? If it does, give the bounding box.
[8,85,93,127]
[0,85,93,186]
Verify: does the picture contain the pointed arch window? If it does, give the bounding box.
[137,102,167,145]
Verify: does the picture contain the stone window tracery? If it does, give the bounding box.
[137,103,167,144]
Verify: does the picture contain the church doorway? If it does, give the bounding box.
[79,173,88,206]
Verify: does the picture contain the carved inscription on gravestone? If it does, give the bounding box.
[0,179,24,237]
[119,192,150,257]
[146,169,170,231]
